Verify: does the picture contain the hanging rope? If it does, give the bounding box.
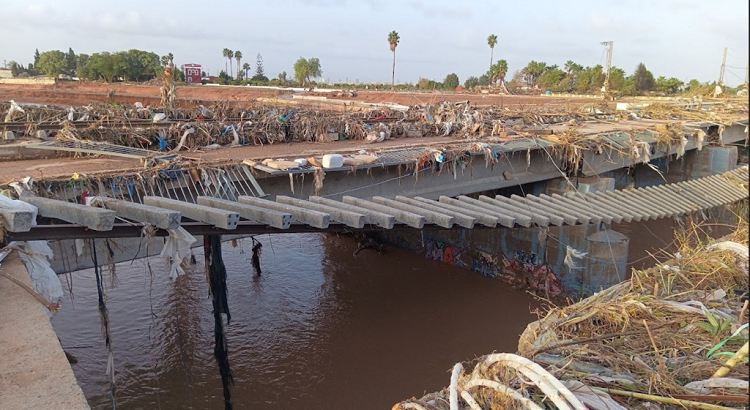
[205,235,233,410]
[92,239,117,409]
[251,237,263,276]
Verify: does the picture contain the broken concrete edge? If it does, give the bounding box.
[0,253,91,410]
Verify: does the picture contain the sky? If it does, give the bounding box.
[0,0,748,86]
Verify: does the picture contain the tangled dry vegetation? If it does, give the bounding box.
[5,99,723,152]
[395,200,749,410]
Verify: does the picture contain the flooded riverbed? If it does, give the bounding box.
[52,233,541,410]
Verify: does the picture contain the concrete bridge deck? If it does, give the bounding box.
[3,166,747,241]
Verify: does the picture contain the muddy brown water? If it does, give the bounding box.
[52,233,541,410]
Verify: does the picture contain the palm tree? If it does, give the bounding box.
[487,34,498,75]
[388,30,400,89]
[242,63,251,79]
[222,48,231,76]
[227,50,234,78]
[234,50,243,80]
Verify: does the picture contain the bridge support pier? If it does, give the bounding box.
[377,222,631,298]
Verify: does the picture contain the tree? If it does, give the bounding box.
[655,76,684,94]
[521,61,548,88]
[487,34,498,75]
[37,50,69,77]
[222,48,232,78]
[75,49,161,82]
[293,57,322,86]
[564,60,582,75]
[632,63,655,92]
[242,63,251,79]
[609,67,626,91]
[443,73,459,90]
[255,53,265,78]
[388,30,400,89]
[278,71,288,83]
[489,59,508,85]
[685,79,701,92]
[537,67,565,91]
[9,61,20,77]
[33,49,40,67]
[234,50,242,80]
[161,53,174,67]
[464,76,480,89]
[66,48,76,76]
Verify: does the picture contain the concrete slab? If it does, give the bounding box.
[0,207,34,232]
[22,196,116,231]
[309,197,395,229]
[101,198,181,230]
[197,196,292,229]
[143,196,239,230]
[0,253,90,410]
[238,196,330,229]
[276,196,365,229]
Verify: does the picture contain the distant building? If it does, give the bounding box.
[0,68,13,79]
[181,64,202,84]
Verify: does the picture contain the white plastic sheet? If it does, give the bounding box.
[561,380,628,410]
[0,194,64,308]
[159,227,196,279]
[5,100,25,122]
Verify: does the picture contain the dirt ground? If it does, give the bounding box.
[0,81,603,110]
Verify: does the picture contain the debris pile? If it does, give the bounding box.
[7,99,732,152]
[394,208,749,410]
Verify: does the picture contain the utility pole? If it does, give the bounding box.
[600,41,613,98]
[718,47,728,86]
[715,47,728,98]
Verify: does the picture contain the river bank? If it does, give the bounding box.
[394,204,749,410]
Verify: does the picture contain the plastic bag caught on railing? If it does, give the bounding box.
[159,227,196,279]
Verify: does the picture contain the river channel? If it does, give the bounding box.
[52,233,542,410]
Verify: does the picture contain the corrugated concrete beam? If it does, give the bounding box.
[472,195,545,227]
[593,191,645,221]
[621,189,676,218]
[197,196,292,229]
[510,194,578,225]
[440,196,517,228]
[397,196,476,228]
[617,189,677,218]
[418,197,498,228]
[372,196,454,228]
[579,193,639,223]
[639,186,696,215]
[310,197,395,229]
[101,198,181,230]
[144,196,239,230]
[239,196,330,229]
[0,208,34,232]
[603,190,662,219]
[666,183,715,209]
[276,196,365,228]
[539,193,607,225]
[550,193,620,224]
[22,196,115,231]
[699,176,746,201]
[342,196,424,228]
[524,195,592,225]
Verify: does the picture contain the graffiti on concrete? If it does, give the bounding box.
[470,249,499,278]
[502,250,564,296]
[424,238,466,268]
